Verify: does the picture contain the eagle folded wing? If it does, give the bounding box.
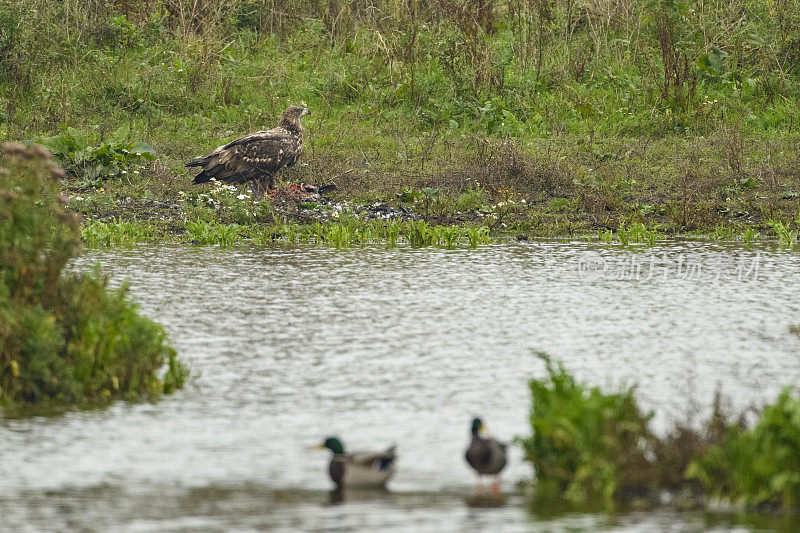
[187,105,308,189]
[188,129,299,184]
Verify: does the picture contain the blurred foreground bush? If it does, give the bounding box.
[521,352,800,512]
[688,387,800,509]
[0,142,187,406]
[520,353,657,505]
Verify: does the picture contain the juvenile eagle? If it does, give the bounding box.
[186,105,310,195]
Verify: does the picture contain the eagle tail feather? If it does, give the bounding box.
[185,156,208,168]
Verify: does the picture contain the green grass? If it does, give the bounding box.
[1,1,799,239]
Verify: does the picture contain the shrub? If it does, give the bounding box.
[648,388,737,495]
[0,142,186,406]
[519,353,657,505]
[687,387,800,509]
[521,352,800,511]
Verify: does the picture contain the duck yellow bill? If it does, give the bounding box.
[314,443,326,450]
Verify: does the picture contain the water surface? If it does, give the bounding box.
[2,242,799,531]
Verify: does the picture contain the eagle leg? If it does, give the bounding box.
[250,180,266,201]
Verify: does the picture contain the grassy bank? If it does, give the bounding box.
[1,1,799,239]
[67,173,796,247]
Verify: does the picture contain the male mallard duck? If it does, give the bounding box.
[317,436,396,489]
[465,417,507,495]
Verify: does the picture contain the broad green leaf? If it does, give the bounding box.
[132,142,156,160]
[38,135,72,157]
[65,127,85,145]
[93,144,111,158]
[112,124,130,143]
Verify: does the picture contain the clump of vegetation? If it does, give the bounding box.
[81,217,168,246]
[617,223,660,246]
[29,125,155,187]
[521,352,800,512]
[186,219,242,247]
[650,390,733,495]
[80,216,493,248]
[0,143,187,407]
[456,186,488,212]
[767,219,798,247]
[519,353,657,505]
[688,387,800,509]
[257,216,492,248]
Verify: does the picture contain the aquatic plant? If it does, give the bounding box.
[284,221,301,243]
[77,213,497,249]
[766,219,797,247]
[688,387,800,509]
[186,219,241,247]
[439,226,461,249]
[464,226,490,247]
[324,222,352,247]
[406,220,435,247]
[0,143,186,407]
[383,219,402,246]
[617,223,659,246]
[519,353,657,505]
[251,225,278,245]
[711,222,736,241]
[82,218,166,246]
[597,229,614,244]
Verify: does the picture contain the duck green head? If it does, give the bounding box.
[471,417,485,435]
[318,436,345,455]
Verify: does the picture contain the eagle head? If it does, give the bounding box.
[278,105,311,133]
[279,104,309,122]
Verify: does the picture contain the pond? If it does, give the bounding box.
[2,242,799,531]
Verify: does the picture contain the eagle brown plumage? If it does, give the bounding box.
[186,105,310,195]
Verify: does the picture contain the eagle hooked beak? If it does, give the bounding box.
[302,108,311,117]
